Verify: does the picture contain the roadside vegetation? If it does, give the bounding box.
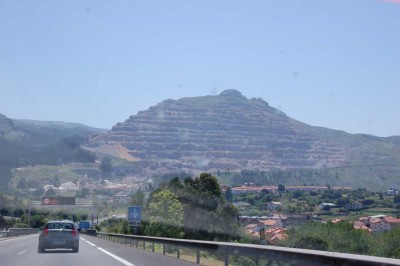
[3,170,400,259]
[103,173,251,242]
[278,221,400,259]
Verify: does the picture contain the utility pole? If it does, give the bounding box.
[27,201,31,228]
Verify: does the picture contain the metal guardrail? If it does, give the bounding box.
[0,228,38,239]
[95,232,400,266]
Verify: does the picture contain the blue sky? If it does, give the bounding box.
[0,0,399,137]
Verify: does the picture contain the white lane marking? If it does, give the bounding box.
[18,250,27,255]
[80,237,86,241]
[97,247,135,266]
[85,240,96,247]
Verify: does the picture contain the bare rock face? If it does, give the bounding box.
[89,90,373,175]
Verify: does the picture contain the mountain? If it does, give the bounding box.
[14,119,104,146]
[87,90,400,189]
[0,114,106,189]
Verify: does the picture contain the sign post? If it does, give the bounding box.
[128,206,142,234]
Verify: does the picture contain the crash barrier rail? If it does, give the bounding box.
[0,228,38,238]
[94,231,400,266]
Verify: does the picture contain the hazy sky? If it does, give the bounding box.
[1,0,399,137]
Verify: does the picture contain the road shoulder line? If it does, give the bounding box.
[97,247,135,266]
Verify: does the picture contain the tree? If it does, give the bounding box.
[0,166,11,190]
[280,221,371,255]
[144,190,184,238]
[225,187,233,202]
[75,187,90,198]
[278,184,285,192]
[0,215,6,228]
[168,177,184,192]
[130,189,145,206]
[30,215,46,228]
[100,157,113,173]
[44,188,56,197]
[379,191,384,200]
[394,194,400,204]
[375,228,400,258]
[52,175,61,187]
[147,174,241,241]
[33,187,45,197]
[293,190,304,198]
[17,177,26,189]
[192,173,222,198]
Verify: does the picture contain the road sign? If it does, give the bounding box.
[42,197,75,205]
[128,206,142,225]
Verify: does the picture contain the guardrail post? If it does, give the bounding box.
[177,246,180,259]
[135,240,138,248]
[163,244,166,255]
[143,241,146,250]
[224,254,229,266]
[196,249,200,264]
[152,243,155,252]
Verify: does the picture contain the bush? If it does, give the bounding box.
[12,223,28,228]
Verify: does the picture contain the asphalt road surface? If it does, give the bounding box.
[0,233,198,266]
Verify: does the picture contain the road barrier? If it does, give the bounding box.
[0,228,38,238]
[94,232,400,265]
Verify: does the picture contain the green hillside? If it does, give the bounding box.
[0,113,105,190]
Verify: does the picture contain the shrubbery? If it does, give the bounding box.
[278,221,400,258]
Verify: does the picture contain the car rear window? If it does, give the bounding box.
[46,223,74,229]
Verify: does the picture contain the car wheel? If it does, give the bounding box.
[38,245,45,253]
[73,246,79,253]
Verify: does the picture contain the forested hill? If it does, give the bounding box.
[87,89,400,189]
[0,113,105,189]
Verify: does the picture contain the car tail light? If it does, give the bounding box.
[42,228,48,236]
[71,228,77,237]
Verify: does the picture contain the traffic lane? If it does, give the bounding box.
[0,234,38,259]
[81,234,199,266]
[0,233,132,266]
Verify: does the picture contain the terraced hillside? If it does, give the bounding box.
[88,90,400,188]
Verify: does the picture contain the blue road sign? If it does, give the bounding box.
[128,206,142,223]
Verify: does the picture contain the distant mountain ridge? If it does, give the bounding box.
[0,114,106,189]
[87,90,400,189]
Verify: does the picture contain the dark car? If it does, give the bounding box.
[38,220,79,253]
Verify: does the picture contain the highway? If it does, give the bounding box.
[0,234,198,266]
